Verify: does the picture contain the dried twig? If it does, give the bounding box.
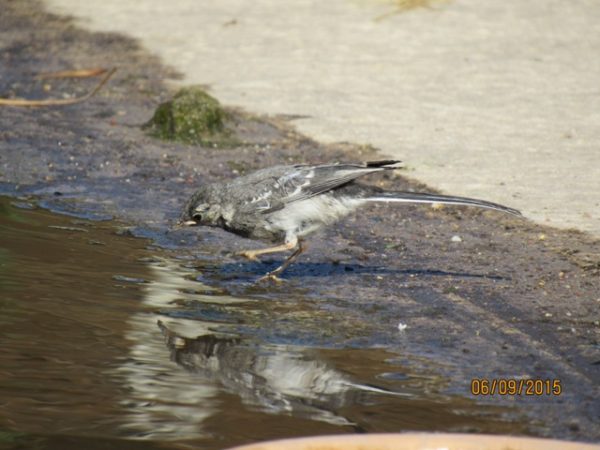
[35,68,108,79]
[0,67,116,107]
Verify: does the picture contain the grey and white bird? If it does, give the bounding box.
[179,160,521,281]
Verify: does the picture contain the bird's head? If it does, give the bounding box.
[177,186,224,228]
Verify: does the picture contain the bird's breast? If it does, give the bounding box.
[266,195,364,238]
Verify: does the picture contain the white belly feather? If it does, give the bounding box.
[266,195,364,240]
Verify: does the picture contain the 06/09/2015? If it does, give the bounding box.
[471,378,562,396]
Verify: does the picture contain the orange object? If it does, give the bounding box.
[227,433,600,450]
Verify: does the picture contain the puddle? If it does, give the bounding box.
[0,197,524,449]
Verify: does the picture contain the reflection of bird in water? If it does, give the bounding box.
[179,161,520,281]
[158,321,406,427]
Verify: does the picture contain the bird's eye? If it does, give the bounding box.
[192,213,202,222]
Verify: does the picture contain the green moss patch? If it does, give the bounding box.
[145,86,237,147]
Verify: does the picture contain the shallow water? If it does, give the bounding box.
[0,197,523,449]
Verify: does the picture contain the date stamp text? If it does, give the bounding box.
[471,378,562,396]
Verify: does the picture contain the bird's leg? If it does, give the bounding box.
[258,240,307,283]
[237,237,298,261]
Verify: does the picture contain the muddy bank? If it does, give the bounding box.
[0,0,599,446]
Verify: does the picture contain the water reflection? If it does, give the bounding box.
[159,323,402,428]
[116,261,223,440]
[118,259,402,439]
[0,198,522,449]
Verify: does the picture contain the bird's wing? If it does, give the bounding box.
[239,161,401,214]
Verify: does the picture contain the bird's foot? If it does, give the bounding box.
[237,250,260,262]
[256,273,286,284]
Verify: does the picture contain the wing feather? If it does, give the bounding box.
[250,161,401,214]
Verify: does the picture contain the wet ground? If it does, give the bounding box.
[1,1,599,449]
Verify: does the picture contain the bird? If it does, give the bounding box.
[179,160,521,281]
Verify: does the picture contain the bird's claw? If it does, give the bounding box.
[257,273,285,284]
[237,250,260,262]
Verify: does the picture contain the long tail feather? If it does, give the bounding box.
[367,191,521,216]
[365,160,403,169]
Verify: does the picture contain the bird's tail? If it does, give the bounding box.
[365,159,403,169]
[366,191,522,216]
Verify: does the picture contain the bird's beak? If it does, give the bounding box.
[173,220,198,230]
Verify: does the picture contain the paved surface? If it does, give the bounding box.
[43,0,600,238]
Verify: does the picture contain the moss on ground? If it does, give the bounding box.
[145,86,237,147]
